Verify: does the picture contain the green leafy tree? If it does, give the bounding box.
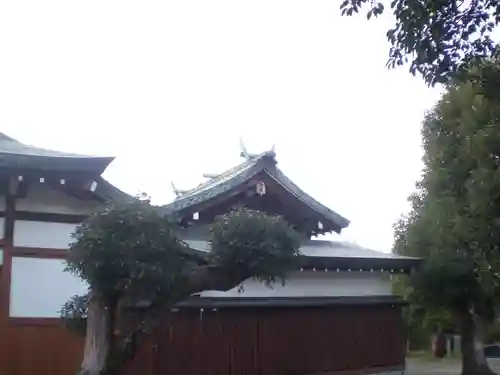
[340,0,500,86]
[62,201,301,375]
[393,61,500,375]
[393,276,454,350]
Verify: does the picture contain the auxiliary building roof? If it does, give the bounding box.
[184,238,420,272]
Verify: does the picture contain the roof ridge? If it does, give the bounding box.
[174,151,273,200]
[0,132,20,143]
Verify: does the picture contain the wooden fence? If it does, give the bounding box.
[6,305,405,375]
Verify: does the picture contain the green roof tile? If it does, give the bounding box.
[160,150,350,230]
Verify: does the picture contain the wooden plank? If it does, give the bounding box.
[5,305,406,375]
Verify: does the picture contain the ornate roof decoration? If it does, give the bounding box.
[239,138,275,160]
[171,180,188,197]
[160,142,350,232]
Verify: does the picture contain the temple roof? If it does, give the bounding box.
[183,238,420,271]
[0,133,114,174]
[93,176,134,203]
[161,149,350,232]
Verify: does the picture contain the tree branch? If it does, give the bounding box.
[186,264,251,295]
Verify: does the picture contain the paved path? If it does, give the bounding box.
[406,358,500,375]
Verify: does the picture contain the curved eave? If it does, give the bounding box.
[0,154,115,174]
[93,176,135,204]
[266,166,350,230]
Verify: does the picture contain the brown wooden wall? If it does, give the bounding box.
[6,320,83,375]
[6,305,405,375]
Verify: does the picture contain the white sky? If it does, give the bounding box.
[0,0,442,252]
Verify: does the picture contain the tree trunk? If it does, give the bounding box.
[456,309,496,375]
[79,296,111,375]
[474,315,491,370]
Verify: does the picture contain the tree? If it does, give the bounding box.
[393,276,454,351]
[393,61,500,375]
[340,0,500,86]
[62,200,301,375]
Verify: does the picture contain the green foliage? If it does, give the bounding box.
[65,198,203,307]
[340,0,500,86]
[60,293,89,335]
[393,60,500,328]
[209,207,301,286]
[62,200,301,374]
[394,275,454,349]
[412,252,480,311]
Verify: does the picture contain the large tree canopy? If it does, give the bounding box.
[393,61,500,375]
[341,0,500,85]
[62,200,301,375]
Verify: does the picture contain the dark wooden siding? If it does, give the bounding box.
[6,321,83,375]
[6,305,405,375]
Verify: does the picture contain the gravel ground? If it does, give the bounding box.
[406,358,500,375]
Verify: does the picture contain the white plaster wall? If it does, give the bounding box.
[13,220,79,249]
[16,184,101,215]
[10,256,88,318]
[199,271,393,298]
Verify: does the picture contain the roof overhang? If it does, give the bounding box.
[184,239,421,273]
[176,295,408,309]
[0,132,115,175]
[128,295,408,311]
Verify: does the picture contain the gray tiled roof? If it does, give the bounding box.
[162,152,272,212]
[160,151,350,230]
[0,133,94,157]
[183,238,420,271]
[0,133,114,173]
[0,133,132,202]
[184,238,417,262]
[94,176,135,204]
[297,240,416,259]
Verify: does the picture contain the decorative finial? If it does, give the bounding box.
[239,138,260,160]
[202,173,219,179]
[171,181,187,197]
[266,143,276,158]
[239,138,250,160]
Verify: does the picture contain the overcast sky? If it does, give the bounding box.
[0,0,442,252]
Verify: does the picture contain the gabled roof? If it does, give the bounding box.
[161,150,350,231]
[0,132,114,174]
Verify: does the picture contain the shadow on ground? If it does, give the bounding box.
[407,358,500,375]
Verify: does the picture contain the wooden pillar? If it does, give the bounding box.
[0,177,16,374]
